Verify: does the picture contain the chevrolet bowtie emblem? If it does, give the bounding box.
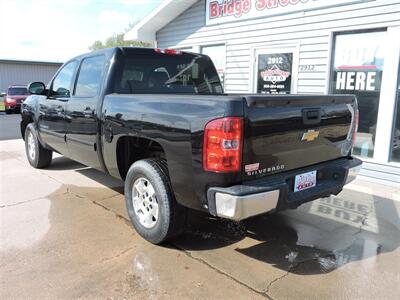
[302,130,320,142]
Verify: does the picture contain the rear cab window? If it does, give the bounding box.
[8,87,29,95]
[113,51,224,95]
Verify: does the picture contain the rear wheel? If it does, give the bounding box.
[124,159,187,244]
[25,124,53,169]
[5,109,12,115]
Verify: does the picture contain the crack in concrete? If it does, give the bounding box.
[172,243,274,299]
[13,155,70,186]
[264,266,293,294]
[100,247,135,263]
[90,198,133,226]
[40,173,65,186]
[0,196,45,208]
[0,185,73,209]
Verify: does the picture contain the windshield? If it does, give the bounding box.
[114,52,224,95]
[8,87,28,96]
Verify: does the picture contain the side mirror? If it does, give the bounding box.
[28,82,46,95]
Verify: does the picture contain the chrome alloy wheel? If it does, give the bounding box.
[132,177,159,229]
[27,132,36,161]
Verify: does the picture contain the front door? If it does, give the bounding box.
[253,46,299,94]
[66,55,107,169]
[38,60,78,155]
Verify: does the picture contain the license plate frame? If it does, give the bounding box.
[294,171,317,192]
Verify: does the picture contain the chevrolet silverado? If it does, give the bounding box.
[21,47,362,244]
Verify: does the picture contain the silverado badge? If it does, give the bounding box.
[302,130,320,142]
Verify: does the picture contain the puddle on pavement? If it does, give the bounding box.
[129,252,160,298]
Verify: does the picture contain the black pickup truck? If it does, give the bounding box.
[21,47,362,244]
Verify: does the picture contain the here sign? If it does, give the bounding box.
[205,0,373,26]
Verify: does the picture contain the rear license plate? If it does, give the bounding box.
[294,171,317,192]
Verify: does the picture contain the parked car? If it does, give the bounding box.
[4,85,29,114]
[20,47,362,244]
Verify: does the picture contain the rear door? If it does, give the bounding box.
[38,60,78,155]
[65,55,107,169]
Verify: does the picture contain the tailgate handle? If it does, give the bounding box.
[302,109,322,125]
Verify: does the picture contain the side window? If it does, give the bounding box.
[75,56,106,97]
[51,61,78,97]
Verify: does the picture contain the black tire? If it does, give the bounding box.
[25,123,53,169]
[5,109,12,114]
[124,159,187,244]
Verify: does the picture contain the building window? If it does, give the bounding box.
[390,60,400,163]
[330,29,386,158]
[201,44,225,86]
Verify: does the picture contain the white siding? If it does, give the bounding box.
[0,62,61,91]
[157,0,400,94]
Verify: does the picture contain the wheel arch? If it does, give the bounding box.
[20,114,34,141]
[116,135,167,180]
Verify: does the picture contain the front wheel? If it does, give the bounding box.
[124,159,187,244]
[25,124,53,169]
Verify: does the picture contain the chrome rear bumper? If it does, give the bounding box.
[214,190,280,221]
[207,157,362,221]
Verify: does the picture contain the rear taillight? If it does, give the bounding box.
[352,109,359,146]
[203,117,243,173]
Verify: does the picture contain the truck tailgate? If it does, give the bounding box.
[242,95,357,180]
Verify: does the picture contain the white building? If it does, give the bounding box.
[126,0,400,185]
[0,59,62,92]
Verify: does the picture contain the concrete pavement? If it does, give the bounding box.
[0,114,21,141]
[1,138,400,299]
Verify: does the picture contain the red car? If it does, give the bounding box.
[4,85,29,114]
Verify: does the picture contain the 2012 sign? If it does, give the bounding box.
[206,0,373,25]
[257,53,293,94]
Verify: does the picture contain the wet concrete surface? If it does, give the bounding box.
[1,139,400,299]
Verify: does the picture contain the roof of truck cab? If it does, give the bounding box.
[67,47,117,61]
[8,85,27,89]
[66,47,201,64]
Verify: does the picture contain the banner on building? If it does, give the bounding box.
[333,67,382,93]
[205,0,374,26]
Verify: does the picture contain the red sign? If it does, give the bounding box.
[206,0,373,25]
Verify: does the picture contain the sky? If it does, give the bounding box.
[0,0,162,62]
